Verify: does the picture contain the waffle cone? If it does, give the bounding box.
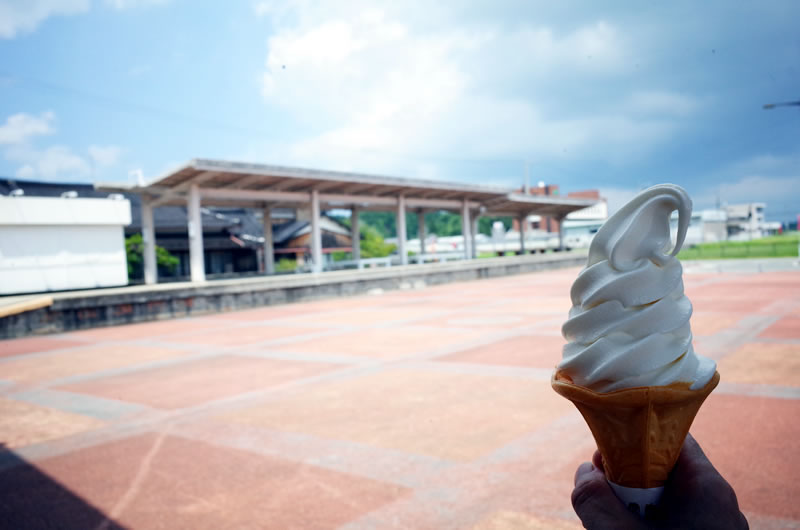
[551,370,720,488]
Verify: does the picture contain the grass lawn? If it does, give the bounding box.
[678,231,799,260]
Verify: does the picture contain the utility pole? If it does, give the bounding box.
[524,160,530,194]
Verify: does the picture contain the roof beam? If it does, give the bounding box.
[405,198,481,210]
[320,193,398,207]
[227,174,277,190]
[269,178,310,191]
[313,181,345,192]
[199,187,310,203]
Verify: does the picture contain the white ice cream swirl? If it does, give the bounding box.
[558,184,716,393]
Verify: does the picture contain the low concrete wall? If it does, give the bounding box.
[1,252,585,339]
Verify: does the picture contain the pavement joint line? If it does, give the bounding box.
[170,419,455,490]
[1,360,389,468]
[338,412,593,530]
[0,341,129,364]
[234,350,375,365]
[142,325,363,350]
[1,350,223,393]
[402,361,553,381]
[8,388,150,421]
[700,314,781,360]
[477,414,588,467]
[0,413,171,472]
[261,324,538,363]
[716,382,800,400]
[751,337,800,345]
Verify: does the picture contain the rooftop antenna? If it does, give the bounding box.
[129,169,145,187]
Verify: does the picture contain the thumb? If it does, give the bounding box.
[572,462,645,530]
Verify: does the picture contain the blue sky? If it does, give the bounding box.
[1,1,798,221]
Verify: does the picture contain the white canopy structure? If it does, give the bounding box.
[102,159,597,284]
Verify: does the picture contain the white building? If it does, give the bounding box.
[0,194,131,295]
[669,202,782,247]
[725,203,781,241]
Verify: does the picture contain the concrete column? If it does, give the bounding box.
[351,206,361,263]
[557,215,566,251]
[311,189,322,273]
[397,195,408,265]
[518,214,526,254]
[263,205,274,274]
[462,199,472,260]
[471,214,479,259]
[417,211,426,258]
[141,198,157,285]
[187,184,205,282]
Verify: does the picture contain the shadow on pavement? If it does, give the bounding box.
[0,443,126,530]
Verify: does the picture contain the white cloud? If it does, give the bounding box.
[1,111,123,180]
[103,0,168,9]
[6,143,123,180]
[7,145,92,179]
[0,0,89,39]
[0,111,55,144]
[88,144,122,167]
[256,5,693,178]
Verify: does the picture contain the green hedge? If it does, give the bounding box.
[678,233,799,260]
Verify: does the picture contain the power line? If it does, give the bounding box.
[1,71,282,140]
[0,71,528,167]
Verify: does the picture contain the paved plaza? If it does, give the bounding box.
[1,264,799,529]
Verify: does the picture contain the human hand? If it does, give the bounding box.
[571,433,748,529]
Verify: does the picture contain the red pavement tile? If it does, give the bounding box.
[717,343,800,387]
[275,326,488,359]
[690,297,773,314]
[213,297,386,321]
[69,318,225,341]
[0,337,84,359]
[299,307,443,326]
[440,334,564,368]
[0,344,193,385]
[58,355,340,409]
[0,397,104,449]
[690,313,744,336]
[223,370,573,461]
[691,393,800,520]
[164,325,321,347]
[425,313,528,330]
[495,298,572,316]
[28,433,409,529]
[758,317,800,340]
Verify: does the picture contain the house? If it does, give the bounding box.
[0,178,353,280]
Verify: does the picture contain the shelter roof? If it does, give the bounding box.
[99,158,597,217]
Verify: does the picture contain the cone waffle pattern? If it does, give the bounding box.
[552,370,720,488]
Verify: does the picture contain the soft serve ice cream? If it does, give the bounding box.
[557,184,716,393]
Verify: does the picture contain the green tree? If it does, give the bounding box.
[125,233,180,280]
[331,210,512,240]
[360,225,397,258]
